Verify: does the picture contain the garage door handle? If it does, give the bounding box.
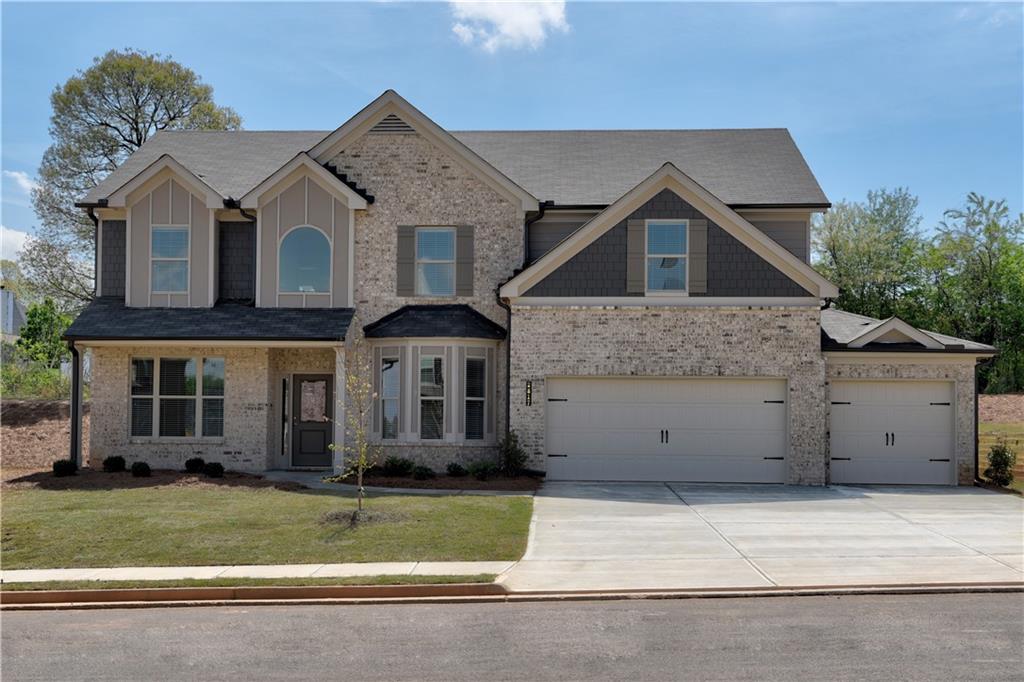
[763,456,784,460]
[548,398,567,402]
[831,457,851,461]
[929,458,950,462]
[891,432,895,446]
[547,453,568,458]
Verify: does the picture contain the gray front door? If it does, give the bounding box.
[291,374,334,467]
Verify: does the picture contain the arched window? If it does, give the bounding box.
[279,227,330,293]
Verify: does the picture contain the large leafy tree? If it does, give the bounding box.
[812,187,926,323]
[16,298,72,368]
[924,194,1024,392]
[25,49,241,309]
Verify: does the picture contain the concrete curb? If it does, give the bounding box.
[2,581,1020,611]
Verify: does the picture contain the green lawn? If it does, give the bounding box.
[0,487,532,569]
[979,422,1024,493]
[0,574,496,591]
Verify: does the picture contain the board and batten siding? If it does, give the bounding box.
[257,174,351,308]
[127,178,211,307]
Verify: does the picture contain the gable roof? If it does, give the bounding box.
[238,153,369,209]
[363,304,506,340]
[80,101,829,209]
[501,162,839,299]
[820,308,996,354]
[104,154,224,209]
[451,129,829,207]
[307,90,538,211]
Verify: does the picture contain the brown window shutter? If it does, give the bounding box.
[626,219,645,294]
[396,225,415,296]
[456,225,474,296]
[689,219,708,294]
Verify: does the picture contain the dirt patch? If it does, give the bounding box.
[1,468,307,493]
[979,394,1024,424]
[320,509,408,528]
[1,400,90,480]
[332,473,542,491]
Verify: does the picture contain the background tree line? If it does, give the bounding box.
[814,188,1024,393]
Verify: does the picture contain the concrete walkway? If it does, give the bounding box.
[500,482,1024,592]
[262,470,532,497]
[1,561,516,584]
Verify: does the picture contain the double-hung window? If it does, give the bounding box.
[415,227,455,296]
[464,357,486,440]
[151,227,189,293]
[130,357,224,439]
[645,220,688,293]
[381,356,400,439]
[419,355,444,439]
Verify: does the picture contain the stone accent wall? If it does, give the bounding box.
[88,346,272,472]
[509,305,827,484]
[328,131,522,454]
[825,359,977,485]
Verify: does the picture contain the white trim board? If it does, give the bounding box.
[239,153,368,210]
[500,162,839,299]
[846,317,945,350]
[106,155,222,209]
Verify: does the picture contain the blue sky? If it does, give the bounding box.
[2,1,1022,260]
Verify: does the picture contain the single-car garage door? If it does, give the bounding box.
[829,380,955,485]
[545,377,788,482]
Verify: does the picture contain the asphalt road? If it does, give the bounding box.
[3,593,1022,681]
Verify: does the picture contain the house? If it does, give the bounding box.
[64,90,995,486]
[1,285,27,343]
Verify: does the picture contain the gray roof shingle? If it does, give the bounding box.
[363,305,506,340]
[83,128,829,207]
[65,298,353,342]
[820,308,995,353]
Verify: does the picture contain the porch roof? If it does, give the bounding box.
[363,304,506,340]
[65,299,353,343]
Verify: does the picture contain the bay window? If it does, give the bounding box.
[419,355,444,439]
[381,356,400,440]
[465,357,486,440]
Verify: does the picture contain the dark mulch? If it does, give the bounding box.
[979,394,1024,424]
[1,400,91,478]
[334,473,542,491]
[1,468,306,493]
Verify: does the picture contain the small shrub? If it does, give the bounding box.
[382,456,415,477]
[468,460,497,481]
[184,457,206,474]
[131,461,151,478]
[102,455,126,473]
[203,462,225,478]
[412,465,436,480]
[446,462,468,477]
[984,439,1017,488]
[52,459,77,477]
[498,430,528,477]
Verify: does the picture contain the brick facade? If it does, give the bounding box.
[509,305,828,484]
[825,358,977,485]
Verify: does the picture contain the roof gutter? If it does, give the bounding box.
[85,207,100,297]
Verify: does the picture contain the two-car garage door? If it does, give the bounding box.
[545,377,788,482]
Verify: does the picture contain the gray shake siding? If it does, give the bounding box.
[218,221,256,302]
[524,189,811,297]
[99,220,126,299]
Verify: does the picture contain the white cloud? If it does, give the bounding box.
[450,1,569,52]
[3,170,38,195]
[0,225,30,261]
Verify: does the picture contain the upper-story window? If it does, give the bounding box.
[645,220,688,293]
[415,227,455,296]
[279,227,330,293]
[151,227,189,293]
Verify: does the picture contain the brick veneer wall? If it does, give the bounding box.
[88,346,272,472]
[509,305,828,484]
[826,359,977,485]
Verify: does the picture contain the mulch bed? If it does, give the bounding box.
[1,468,306,493]
[334,474,542,491]
[1,400,90,479]
[979,394,1024,424]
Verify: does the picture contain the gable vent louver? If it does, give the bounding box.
[368,113,415,134]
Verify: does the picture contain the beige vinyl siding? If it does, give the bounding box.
[257,174,350,308]
[126,177,212,307]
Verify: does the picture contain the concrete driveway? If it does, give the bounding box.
[499,482,1024,592]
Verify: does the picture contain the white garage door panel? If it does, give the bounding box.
[830,380,954,485]
[546,377,787,482]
